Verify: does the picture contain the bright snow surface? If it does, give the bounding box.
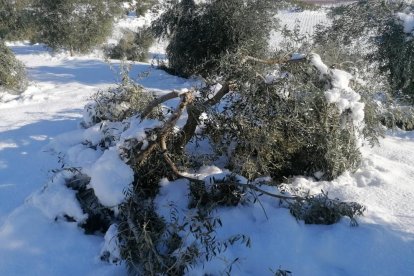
[0,10,414,276]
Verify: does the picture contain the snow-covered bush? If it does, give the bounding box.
[151,0,277,77]
[104,29,154,62]
[381,104,414,130]
[199,51,380,181]
[32,0,122,55]
[0,41,27,93]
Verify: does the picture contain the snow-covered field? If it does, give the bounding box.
[1,9,414,276]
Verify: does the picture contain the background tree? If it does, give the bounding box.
[315,0,414,102]
[151,0,278,77]
[104,29,154,62]
[33,0,122,55]
[0,0,38,41]
[0,40,27,93]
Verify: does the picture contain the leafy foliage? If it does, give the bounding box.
[117,172,252,275]
[316,0,414,102]
[83,69,156,126]
[0,0,39,41]
[32,0,122,55]
[201,53,376,180]
[0,41,27,93]
[377,14,414,101]
[288,191,366,226]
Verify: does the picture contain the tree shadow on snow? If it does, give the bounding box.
[9,44,49,56]
[28,59,196,91]
[0,109,82,224]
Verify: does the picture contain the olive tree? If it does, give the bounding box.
[0,41,27,94]
[33,0,122,55]
[0,0,38,41]
[315,0,414,102]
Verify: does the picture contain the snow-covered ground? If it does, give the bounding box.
[270,9,330,47]
[0,8,414,276]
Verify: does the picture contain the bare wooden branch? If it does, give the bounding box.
[132,141,158,168]
[160,136,186,178]
[175,82,231,149]
[230,182,304,201]
[140,90,182,120]
[205,82,231,106]
[133,92,193,168]
[159,92,194,138]
[160,151,306,202]
[243,55,307,65]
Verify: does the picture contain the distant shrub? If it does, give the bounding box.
[381,104,414,131]
[151,0,277,77]
[377,16,414,101]
[0,41,27,93]
[104,29,154,62]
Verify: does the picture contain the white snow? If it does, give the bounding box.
[270,10,330,47]
[86,147,134,207]
[397,12,414,34]
[100,224,121,264]
[311,53,365,124]
[0,7,413,276]
[30,171,88,223]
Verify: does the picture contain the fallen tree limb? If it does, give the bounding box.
[160,149,306,201]
[132,92,193,168]
[175,82,231,149]
[140,90,182,120]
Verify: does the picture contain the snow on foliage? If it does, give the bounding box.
[86,147,134,207]
[120,116,161,149]
[30,171,88,223]
[100,224,121,264]
[397,12,414,34]
[311,53,365,125]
